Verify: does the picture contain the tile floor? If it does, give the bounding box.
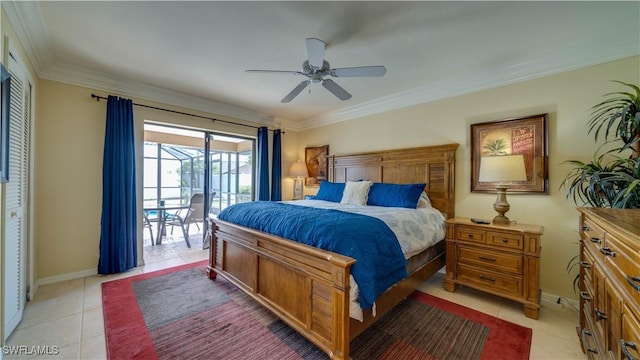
[5,236,586,359]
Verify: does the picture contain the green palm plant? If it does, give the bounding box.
[587,81,640,158]
[562,80,640,209]
[561,145,640,208]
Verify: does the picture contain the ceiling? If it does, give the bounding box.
[3,1,639,131]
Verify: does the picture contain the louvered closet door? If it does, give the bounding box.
[3,53,30,340]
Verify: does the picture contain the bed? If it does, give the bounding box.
[206,144,458,359]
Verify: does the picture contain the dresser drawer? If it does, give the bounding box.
[457,264,522,298]
[457,245,523,275]
[486,230,523,251]
[581,245,595,287]
[622,303,640,360]
[455,226,486,244]
[581,216,605,258]
[603,233,640,307]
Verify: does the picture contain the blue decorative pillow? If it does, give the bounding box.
[314,181,346,202]
[367,183,426,209]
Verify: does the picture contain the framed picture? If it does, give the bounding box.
[305,145,329,187]
[0,63,10,183]
[471,114,548,194]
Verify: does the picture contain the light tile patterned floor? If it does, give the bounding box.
[5,237,586,359]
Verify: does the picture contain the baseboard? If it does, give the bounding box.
[541,291,579,311]
[35,258,149,293]
[37,268,98,287]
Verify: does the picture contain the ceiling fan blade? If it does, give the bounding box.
[322,79,352,101]
[306,38,325,69]
[330,66,387,77]
[246,70,302,75]
[281,80,309,103]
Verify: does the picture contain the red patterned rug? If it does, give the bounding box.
[102,261,531,360]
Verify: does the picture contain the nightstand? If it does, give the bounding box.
[444,217,543,319]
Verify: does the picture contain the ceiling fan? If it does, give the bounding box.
[246,38,387,103]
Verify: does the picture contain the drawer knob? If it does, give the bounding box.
[478,274,496,282]
[626,276,640,292]
[579,261,591,269]
[579,291,592,301]
[478,256,496,262]
[621,340,637,360]
[595,309,608,321]
[502,238,508,243]
[600,247,616,257]
[581,226,590,231]
[467,234,473,238]
[590,237,601,244]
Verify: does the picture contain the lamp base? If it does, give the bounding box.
[292,177,304,200]
[492,184,512,225]
[492,215,511,225]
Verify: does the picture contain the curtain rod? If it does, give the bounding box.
[90,93,283,133]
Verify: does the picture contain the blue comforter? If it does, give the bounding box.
[217,201,408,309]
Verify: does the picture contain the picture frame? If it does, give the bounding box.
[471,114,548,194]
[0,63,10,183]
[305,145,329,187]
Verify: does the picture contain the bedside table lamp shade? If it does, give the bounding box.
[479,155,527,225]
[289,160,308,200]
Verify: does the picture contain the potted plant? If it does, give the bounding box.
[561,81,640,209]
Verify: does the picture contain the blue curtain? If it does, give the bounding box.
[98,96,137,274]
[271,129,282,201]
[257,126,270,200]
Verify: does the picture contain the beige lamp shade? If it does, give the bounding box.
[289,160,308,178]
[479,154,527,183]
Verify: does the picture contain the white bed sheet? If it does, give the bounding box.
[285,200,446,320]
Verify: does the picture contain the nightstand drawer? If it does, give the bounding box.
[455,226,486,244]
[458,245,523,275]
[458,264,523,298]
[487,231,523,250]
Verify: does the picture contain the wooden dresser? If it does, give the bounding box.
[577,208,640,359]
[444,217,543,319]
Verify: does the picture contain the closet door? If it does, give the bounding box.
[3,52,31,340]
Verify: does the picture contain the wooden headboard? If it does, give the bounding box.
[328,143,458,219]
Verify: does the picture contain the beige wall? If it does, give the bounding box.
[298,56,640,299]
[35,81,300,280]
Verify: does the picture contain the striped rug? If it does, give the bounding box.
[102,261,531,360]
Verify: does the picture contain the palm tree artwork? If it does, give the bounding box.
[482,138,508,156]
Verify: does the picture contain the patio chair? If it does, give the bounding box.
[163,192,215,248]
[143,211,155,246]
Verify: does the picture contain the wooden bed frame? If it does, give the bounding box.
[207,144,458,359]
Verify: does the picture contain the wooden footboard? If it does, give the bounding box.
[207,144,457,359]
[207,218,356,359]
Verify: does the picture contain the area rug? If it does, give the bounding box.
[102,261,532,360]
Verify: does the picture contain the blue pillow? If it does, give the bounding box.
[314,181,345,202]
[367,183,426,209]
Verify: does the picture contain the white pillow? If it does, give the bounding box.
[417,191,432,208]
[340,181,373,206]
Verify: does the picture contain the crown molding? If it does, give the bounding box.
[5,1,638,134]
[299,41,639,131]
[2,1,53,74]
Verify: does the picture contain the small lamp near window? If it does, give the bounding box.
[479,154,527,225]
[289,160,308,200]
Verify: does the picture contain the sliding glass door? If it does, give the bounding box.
[142,125,255,248]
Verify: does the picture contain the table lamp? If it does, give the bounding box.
[289,160,308,200]
[478,154,527,225]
